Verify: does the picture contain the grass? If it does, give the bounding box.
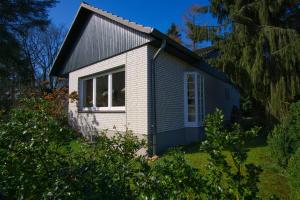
[181,138,292,199]
[68,134,294,199]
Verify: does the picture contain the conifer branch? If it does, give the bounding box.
[271,39,300,55]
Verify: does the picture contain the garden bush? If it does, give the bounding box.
[268,101,300,167]
[132,150,207,199]
[0,98,146,199]
[0,98,77,199]
[0,98,266,199]
[202,109,262,200]
[287,148,300,199]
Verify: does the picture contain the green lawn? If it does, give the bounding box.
[182,141,292,199]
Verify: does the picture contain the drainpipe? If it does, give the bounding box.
[149,39,166,156]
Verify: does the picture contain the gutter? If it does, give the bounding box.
[149,39,166,156]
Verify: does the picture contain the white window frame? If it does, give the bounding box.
[184,72,205,127]
[198,74,205,125]
[79,68,125,112]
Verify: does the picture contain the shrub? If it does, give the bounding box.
[287,148,300,199]
[202,109,262,200]
[62,131,145,199]
[132,150,207,199]
[268,101,300,167]
[0,98,77,199]
[41,86,70,122]
[0,97,148,199]
[0,98,267,199]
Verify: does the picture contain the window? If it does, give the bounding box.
[96,75,108,107]
[184,72,205,127]
[80,68,125,111]
[112,71,125,106]
[82,78,93,107]
[187,74,196,122]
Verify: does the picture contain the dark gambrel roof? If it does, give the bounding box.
[50,2,232,84]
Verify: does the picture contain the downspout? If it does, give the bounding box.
[150,39,166,156]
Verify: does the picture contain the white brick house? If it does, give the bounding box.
[50,3,240,155]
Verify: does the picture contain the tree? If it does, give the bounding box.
[208,0,300,120]
[184,4,222,50]
[166,23,182,44]
[268,101,300,167]
[22,24,66,88]
[202,109,261,199]
[0,0,57,109]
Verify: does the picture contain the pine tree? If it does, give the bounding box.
[184,4,222,49]
[208,0,300,120]
[167,23,182,44]
[0,0,57,109]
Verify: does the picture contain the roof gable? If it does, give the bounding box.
[50,3,153,76]
[50,3,232,85]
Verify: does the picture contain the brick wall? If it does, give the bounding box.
[68,45,149,137]
[68,44,239,142]
[149,46,239,134]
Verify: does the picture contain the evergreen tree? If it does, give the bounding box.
[167,23,182,44]
[208,0,300,119]
[184,4,222,49]
[0,0,57,109]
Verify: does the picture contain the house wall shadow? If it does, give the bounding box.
[69,110,99,141]
[67,104,146,143]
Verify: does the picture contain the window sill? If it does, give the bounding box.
[184,123,203,128]
[78,109,126,113]
[184,125,203,128]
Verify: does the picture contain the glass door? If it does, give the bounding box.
[184,73,198,127]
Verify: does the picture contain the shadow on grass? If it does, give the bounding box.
[181,133,268,155]
[245,134,268,148]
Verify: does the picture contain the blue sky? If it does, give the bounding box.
[49,0,216,47]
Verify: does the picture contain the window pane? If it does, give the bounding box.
[187,75,195,122]
[96,75,108,107]
[112,71,125,107]
[83,79,93,107]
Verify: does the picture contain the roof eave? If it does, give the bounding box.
[150,29,201,63]
[80,3,154,34]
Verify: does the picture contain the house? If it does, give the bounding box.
[49,3,240,155]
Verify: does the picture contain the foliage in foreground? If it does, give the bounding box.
[202,109,262,200]
[268,101,300,199]
[287,148,300,199]
[0,98,145,199]
[268,101,300,167]
[0,98,267,199]
[0,98,75,198]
